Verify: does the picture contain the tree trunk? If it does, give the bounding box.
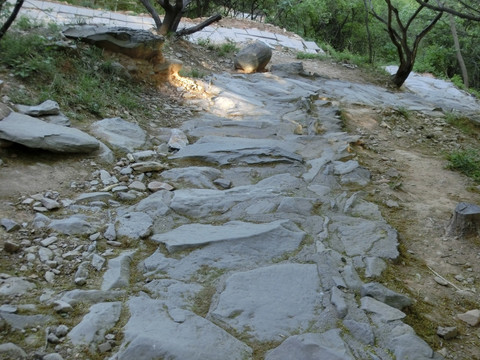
[0,0,24,41]
[392,60,414,87]
[363,0,373,63]
[138,0,163,30]
[449,13,469,88]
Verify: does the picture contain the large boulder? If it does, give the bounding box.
[62,25,164,63]
[0,112,99,153]
[234,41,272,73]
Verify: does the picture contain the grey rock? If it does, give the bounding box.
[361,282,413,310]
[151,220,298,253]
[98,342,112,353]
[53,300,73,313]
[0,218,20,232]
[330,287,348,318]
[114,296,252,360]
[0,277,35,296]
[42,112,71,126]
[0,305,17,313]
[360,297,406,322]
[59,289,126,305]
[328,215,399,259]
[91,254,106,271]
[91,117,146,153]
[115,212,152,240]
[104,223,116,241]
[161,166,222,189]
[0,342,27,359]
[101,250,136,290]
[74,261,90,285]
[128,180,146,191]
[389,333,434,360]
[47,332,60,344]
[340,167,371,186]
[131,150,156,161]
[437,326,458,340]
[234,41,272,73]
[213,178,232,189]
[333,160,359,175]
[130,190,172,218]
[457,309,480,326]
[270,62,308,77]
[265,329,355,360]
[0,312,53,330]
[168,128,188,150]
[3,241,20,254]
[43,353,64,360]
[74,192,113,204]
[63,25,164,61]
[0,112,99,153]
[68,302,121,347]
[131,161,167,173]
[48,215,94,235]
[171,136,302,166]
[33,213,50,228]
[364,257,387,278]
[343,319,375,345]
[41,197,61,210]
[209,263,322,341]
[38,247,54,262]
[16,100,60,116]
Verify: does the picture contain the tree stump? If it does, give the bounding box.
[446,202,480,238]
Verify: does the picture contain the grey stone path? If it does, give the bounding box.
[6,2,480,359]
[15,0,322,53]
[10,70,452,359]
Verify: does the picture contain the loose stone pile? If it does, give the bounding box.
[1,65,465,359]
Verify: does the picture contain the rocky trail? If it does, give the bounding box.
[1,5,480,360]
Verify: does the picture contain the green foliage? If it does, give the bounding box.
[447,148,480,183]
[445,112,479,134]
[178,67,207,78]
[296,52,325,60]
[196,38,237,57]
[0,24,142,119]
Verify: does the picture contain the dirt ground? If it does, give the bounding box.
[1,20,480,359]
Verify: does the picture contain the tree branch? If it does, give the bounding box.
[175,13,221,36]
[415,0,480,21]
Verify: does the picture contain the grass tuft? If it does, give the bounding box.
[447,148,480,183]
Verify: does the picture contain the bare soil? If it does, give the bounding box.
[1,19,480,359]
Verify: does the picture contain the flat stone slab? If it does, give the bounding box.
[115,212,153,240]
[91,117,146,153]
[68,302,121,346]
[151,219,297,252]
[0,112,99,153]
[101,250,136,291]
[48,215,94,235]
[328,215,399,259]
[209,263,322,341]
[145,220,305,279]
[265,329,355,360]
[171,136,302,166]
[0,277,36,296]
[114,296,252,360]
[360,297,406,322]
[169,173,303,218]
